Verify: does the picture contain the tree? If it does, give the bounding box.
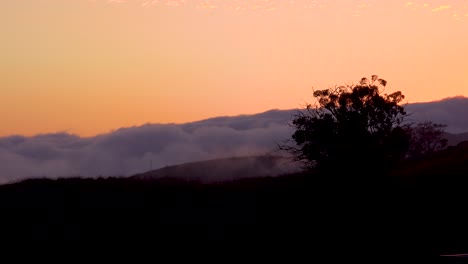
[284,75,411,174]
[407,121,448,158]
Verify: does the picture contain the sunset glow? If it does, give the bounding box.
[2,0,467,136]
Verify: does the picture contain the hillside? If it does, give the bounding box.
[132,155,302,183]
[0,143,468,259]
[445,131,468,146]
[405,96,468,133]
[129,132,468,184]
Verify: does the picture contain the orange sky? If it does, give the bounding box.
[1,0,467,136]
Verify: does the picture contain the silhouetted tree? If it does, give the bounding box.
[407,121,448,158]
[285,75,411,174]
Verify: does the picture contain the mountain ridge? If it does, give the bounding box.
[132,155,302,184]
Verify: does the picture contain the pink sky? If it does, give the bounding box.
[1,0,467,136]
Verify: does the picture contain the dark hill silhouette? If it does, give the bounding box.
[130,132,468,184]
[132,155,301,183]
[387,141,468,258]
[444,131,468,146]
[0,142,467,260]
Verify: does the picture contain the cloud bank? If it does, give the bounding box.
[0,110,296,184]
[1,97,467,184]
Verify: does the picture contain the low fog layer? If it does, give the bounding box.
[0,110,296,184]
[0,97,467,184]
[134,156,302,184]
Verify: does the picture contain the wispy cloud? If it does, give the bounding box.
[402,1,468,21]
[141,0,160,7]
[405,2,430,9]
[165,0,186,7]
[107,0,186,7]
[96,0,467,20]
[196,0,218,9]
[98,0,468,15]
[352,1,371,17]
[432,5,451,12]
[100,0,331,12]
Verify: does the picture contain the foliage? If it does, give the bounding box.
[285,75,411,172]
[407,121,448,158]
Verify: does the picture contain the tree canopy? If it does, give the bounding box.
[286,75,411,174]
[407,121,448,158]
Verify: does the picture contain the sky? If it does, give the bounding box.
[1,0,468,137]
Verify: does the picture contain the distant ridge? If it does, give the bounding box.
[444,132,468,146]
[405,96,468,133]
[433,95,467,101]
[132,155,302,183]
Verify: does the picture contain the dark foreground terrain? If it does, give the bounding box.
[1,143,467,261]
